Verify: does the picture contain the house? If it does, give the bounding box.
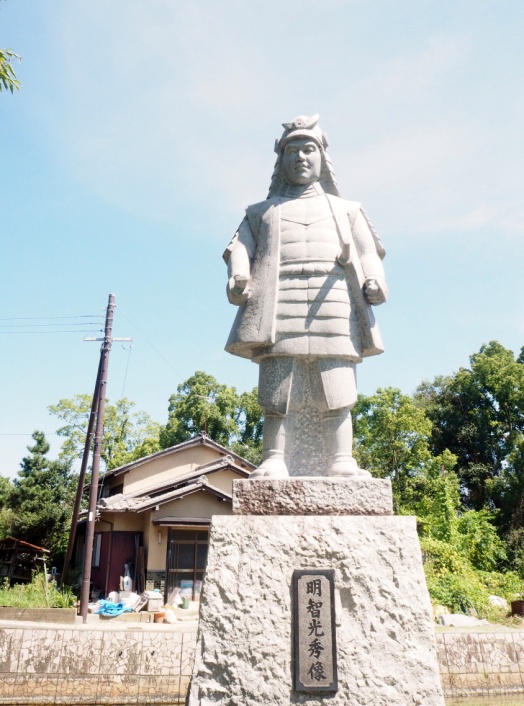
[73,434,255,601]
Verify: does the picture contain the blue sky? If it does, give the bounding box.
[1,0,523,476]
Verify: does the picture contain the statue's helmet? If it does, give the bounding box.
[268,114,340,197]
[276,114,327,152]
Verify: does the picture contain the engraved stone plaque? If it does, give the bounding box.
[293,569,338,693]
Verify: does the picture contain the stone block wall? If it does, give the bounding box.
[1,623,524,703]
[436,630,524,699]
[0,623,196,704]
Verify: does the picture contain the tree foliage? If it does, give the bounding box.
[160,372,240,449]
[416,342,524,508]
[49,395,162,470]
[415,341,524,575]
[353,376,524,613]
[230,388,264,465]
[0,49,20,93]
[4,432,76,565]
[354,387,434,480]
[160,371,263,465]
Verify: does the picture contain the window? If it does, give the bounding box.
[92,534,102,568]
[100,483,123,499]
[109,483,124,497]
[166,529,209,601]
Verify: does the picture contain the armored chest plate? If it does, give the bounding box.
[280,195,333,227]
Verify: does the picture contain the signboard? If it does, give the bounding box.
[292,569,338,693]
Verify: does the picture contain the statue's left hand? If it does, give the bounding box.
[364,278,387,305]
[227,274,251,305]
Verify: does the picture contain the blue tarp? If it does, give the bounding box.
[94,600,133,617]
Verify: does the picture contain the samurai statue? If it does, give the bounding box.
[224,115,388,478]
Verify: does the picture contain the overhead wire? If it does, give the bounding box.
[0,322,102,328]
[120,343,133,398]
[0,330,103,334]
[0,311,103,334]
[0,312,103,334]
[0,315,101,321]
[0,433,60,436]
[120,311,185,381]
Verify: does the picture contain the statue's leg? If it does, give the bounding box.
[322,407,368,477]
[316,359,371,478]
[252,357,293,478]
[250,413,288,478]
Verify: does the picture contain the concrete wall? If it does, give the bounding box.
[1,622,523,703]
[436,629,524,699]
[0,621,196,704]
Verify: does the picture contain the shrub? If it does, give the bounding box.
[0,573,75,609]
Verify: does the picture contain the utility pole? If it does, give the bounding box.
[61,354,102,585]
[79,293,114,622]
[76,294,132,623]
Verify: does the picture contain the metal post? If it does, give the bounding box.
[79,293,115,623]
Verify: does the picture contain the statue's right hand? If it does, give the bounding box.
[227,274,251,305]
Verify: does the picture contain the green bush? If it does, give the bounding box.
[426,571,489,616]
[0,573,75,609]
[421,535,524,619]
[476,569,524,602]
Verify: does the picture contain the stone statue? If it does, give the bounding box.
[224,115,388,478]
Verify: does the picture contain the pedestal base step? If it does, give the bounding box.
[233,477,393,516]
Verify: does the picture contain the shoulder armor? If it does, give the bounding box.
[245,197,280,239]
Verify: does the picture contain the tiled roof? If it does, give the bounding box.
[97,476,232,513]
[102,433,256,480]
[152,516,212,526]
[101,455,249,504]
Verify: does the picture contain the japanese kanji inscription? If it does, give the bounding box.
[293,569,338,692]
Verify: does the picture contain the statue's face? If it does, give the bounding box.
[282,138,322,186]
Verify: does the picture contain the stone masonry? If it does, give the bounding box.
[187,479,445,706]
[0,620,196,704]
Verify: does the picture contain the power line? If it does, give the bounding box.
[0,330,103,334]
[121,344,133,398]
[0,433,60,436]
[0,315,101,321]
[0,322,102,328]
[120,311,185,380]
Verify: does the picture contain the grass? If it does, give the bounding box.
[0,573,75,609]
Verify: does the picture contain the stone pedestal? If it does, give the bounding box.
[187,479,445,706]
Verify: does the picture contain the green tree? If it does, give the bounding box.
[416,341,524,511]
[456,509,507,572]
[0,49,20,93]
[160,371,242,448]
[49,395,161,470]
[230,388,264,465]
[0,475,14,540]
[415,341,524,577]
[353,387,436,505]
[352,387,467,531]
[8,432,76,564]
[159,371,264,464]
[401,451,460,541]
[0,476,13,506]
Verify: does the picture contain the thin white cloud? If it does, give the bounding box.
[31,1,523,246]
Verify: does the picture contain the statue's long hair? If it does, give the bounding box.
[267,147,340,198]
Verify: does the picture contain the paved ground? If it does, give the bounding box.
[0,606,199,632]
[436,624,524,634]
